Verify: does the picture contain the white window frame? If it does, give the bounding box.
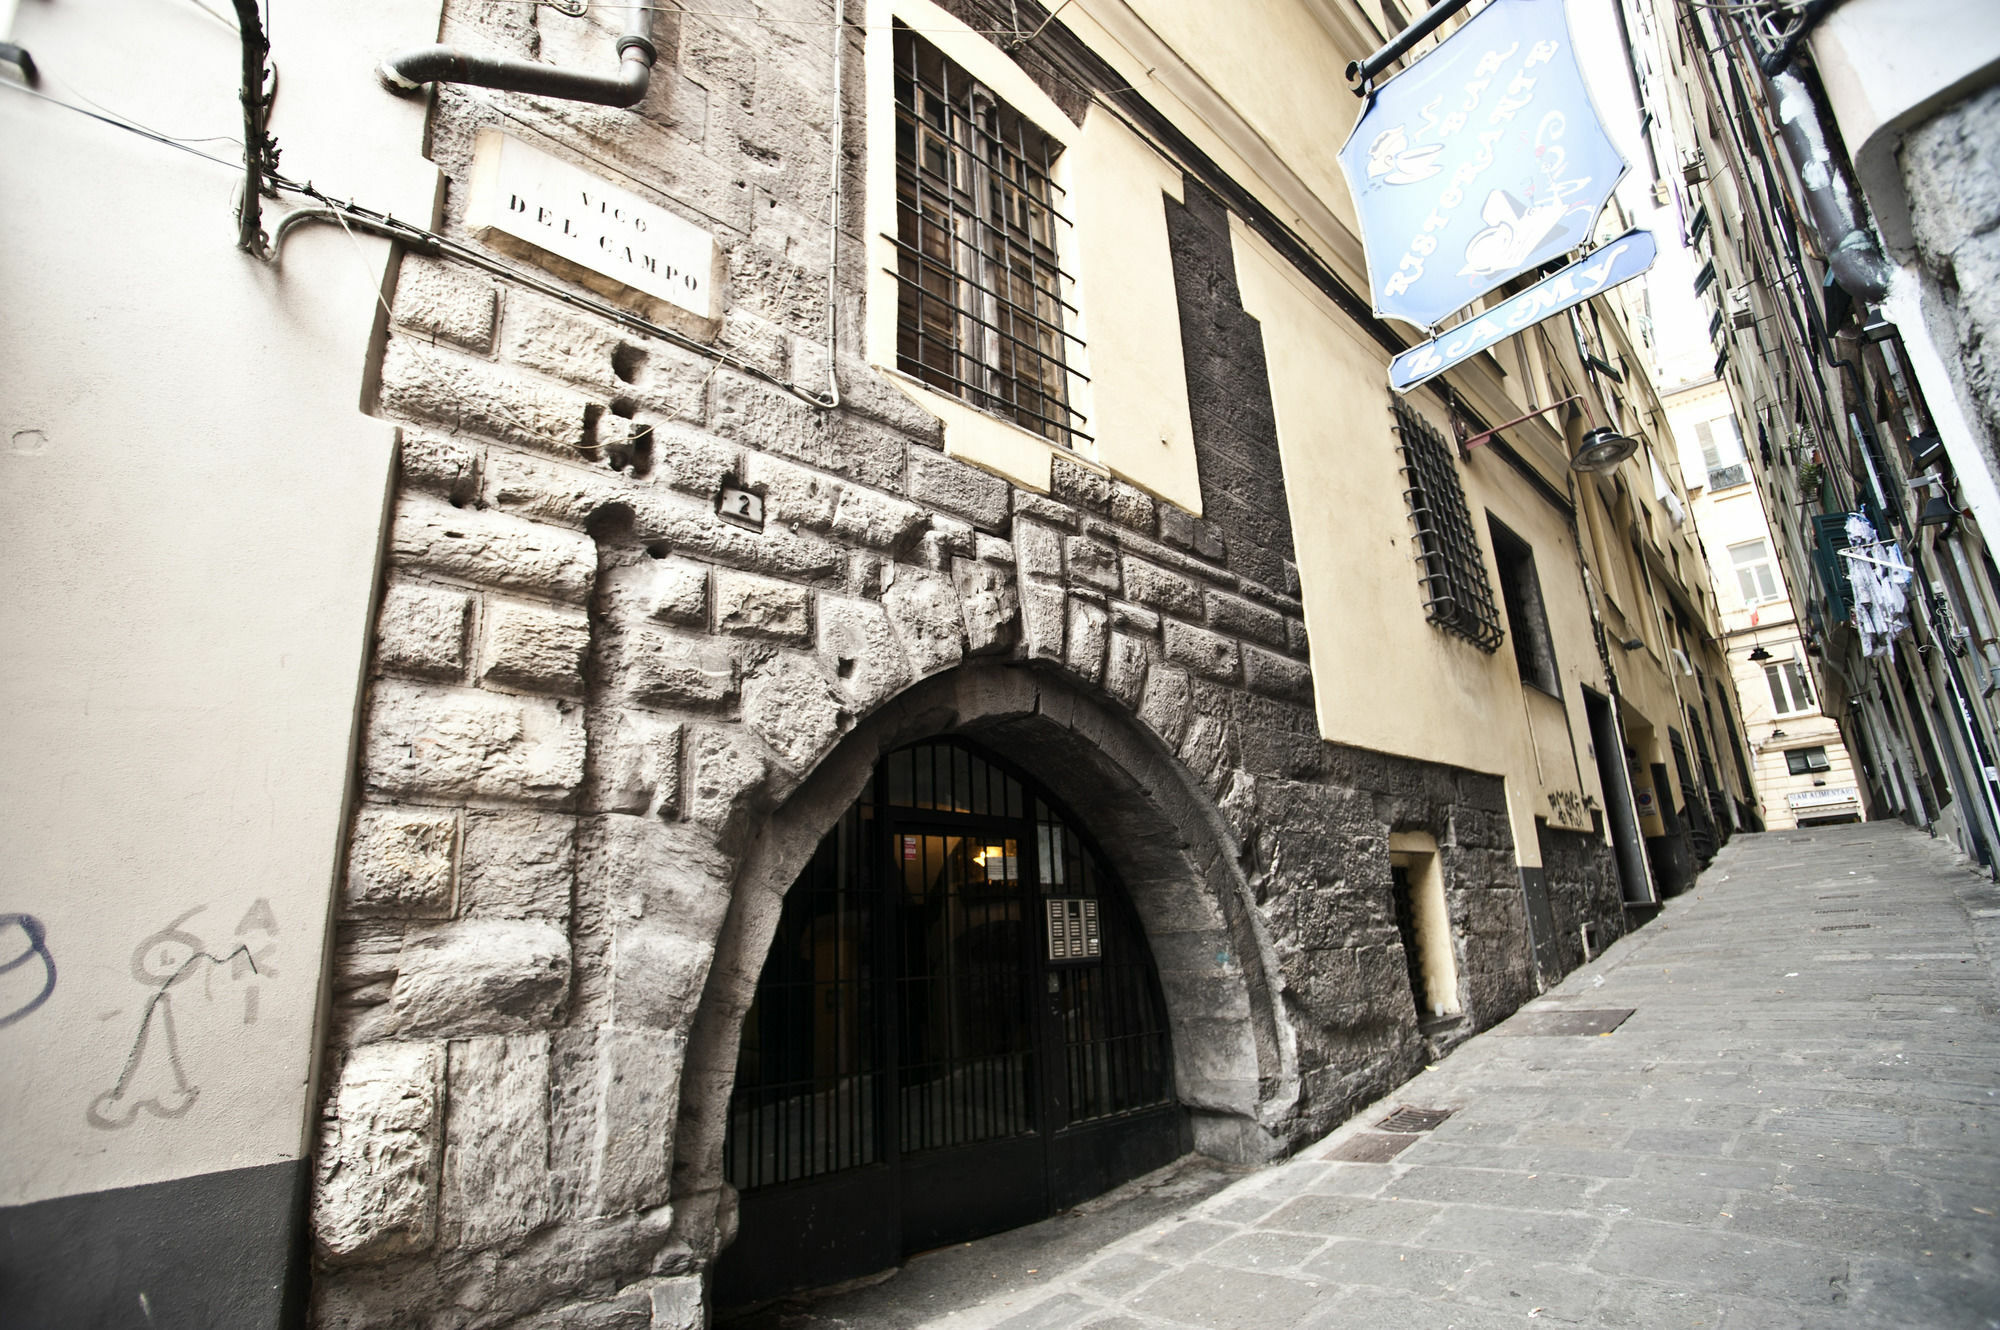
[1765,657,1815,716]
[1729,538,1782,606]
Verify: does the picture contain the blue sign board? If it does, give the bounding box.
[1337,0,1628,330]
[1390,229,1657,392]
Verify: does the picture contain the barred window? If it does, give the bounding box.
[891,25,1087,447]
[1394,401,1503,651]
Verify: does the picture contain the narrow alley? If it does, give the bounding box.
[729,822,2000,1329]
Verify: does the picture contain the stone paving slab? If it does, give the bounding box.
[722,824,2000,1329]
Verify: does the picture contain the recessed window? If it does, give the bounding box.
[1785,745,1831,775]
[1487,515,1559,696]
[1766,658,1815,715]
[1729,538,1782,605]
[1394,401,1503,652]
[891,25,1085,447]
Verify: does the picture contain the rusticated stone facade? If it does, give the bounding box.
[307,2,1555,1325]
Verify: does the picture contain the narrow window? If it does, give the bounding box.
[1766,659,1815,714]
[1785,746,1831,775]
[1729,538,1781,605]
[1487,515,1560,695]
[891,26,1086,447]
[1388,839,1460,1020]
[1394,401,1504,651]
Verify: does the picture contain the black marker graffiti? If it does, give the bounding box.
[0,913,57,1028]
[88,907,259,1131]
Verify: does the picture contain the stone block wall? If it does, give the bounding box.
[1537,818,1630,978]
[307,1,1553,1324]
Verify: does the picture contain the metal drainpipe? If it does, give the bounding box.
[1767,67,1892,308]
[382,2,657,107]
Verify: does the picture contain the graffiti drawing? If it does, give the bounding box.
[88,907,260,1130]
[0,913,57,1028]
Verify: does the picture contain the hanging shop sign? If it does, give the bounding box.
[1390,228,1656,392]
[464,128,721,333]
[1337,0,1628,331]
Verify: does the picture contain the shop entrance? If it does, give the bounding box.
[712,739,1186,1308]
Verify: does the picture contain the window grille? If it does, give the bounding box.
[890,26,1087,447]
[1394,402,1503,652]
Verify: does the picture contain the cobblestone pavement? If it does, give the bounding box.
[726,822,2000,1329]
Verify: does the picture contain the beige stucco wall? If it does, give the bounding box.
[1229,218,1610,867]
[0,0,438,1206]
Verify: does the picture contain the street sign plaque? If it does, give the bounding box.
[1389,229,1657,392]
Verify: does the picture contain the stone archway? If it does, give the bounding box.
[666,662,1298,1269]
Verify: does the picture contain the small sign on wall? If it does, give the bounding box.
[1046,898,1101,963]
[464,128,721,337]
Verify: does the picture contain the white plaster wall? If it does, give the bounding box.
[0,0,438,1206]
[1809,0,2000,253]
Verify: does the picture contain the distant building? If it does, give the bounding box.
[1666,378,1864,828]
[1638,0,2000,862]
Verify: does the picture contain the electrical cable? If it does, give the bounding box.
[0,77,246,170]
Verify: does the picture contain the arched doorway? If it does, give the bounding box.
[712,736,1186,1307]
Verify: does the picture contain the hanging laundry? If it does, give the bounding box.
[1842,512,1913,657]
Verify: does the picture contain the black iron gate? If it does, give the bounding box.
[714,739,1185,1308]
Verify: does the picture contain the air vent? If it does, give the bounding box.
[1377,1106,1455,1133]
[1326,1132,1419,1163]
[1497,1007,1635,1036]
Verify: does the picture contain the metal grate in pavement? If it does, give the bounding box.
[1324,1132,1419,1163]
[1818,922,1874,931]
[1376,1106,1454,1133]
[1494,1007,1635,1036]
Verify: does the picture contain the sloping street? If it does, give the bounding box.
[730,822,2000,1329]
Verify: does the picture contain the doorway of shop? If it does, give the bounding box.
[712,738,1187,1309]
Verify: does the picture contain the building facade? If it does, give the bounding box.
[3,0,1746,1324]
[1639,0,2000,860]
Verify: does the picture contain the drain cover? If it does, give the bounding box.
[1376,1105,1454,1133]
[1818,922,1874,931]
[1496,1007,1635,1036]
[1325,1132,1418,1163]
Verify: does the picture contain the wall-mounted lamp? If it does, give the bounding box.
[1618,636,1645,651]
[1571,427,1641,473]
[1770,729,1787,739]
[1907,434,1946,470]
[1747,645,1774,662]
[1917,493,1961,529]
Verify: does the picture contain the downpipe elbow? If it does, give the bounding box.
[379,10,655,108]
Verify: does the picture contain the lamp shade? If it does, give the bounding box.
[1571,427,1640,473]
[1747,645,1773,661]
[1918,494,1959,527]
